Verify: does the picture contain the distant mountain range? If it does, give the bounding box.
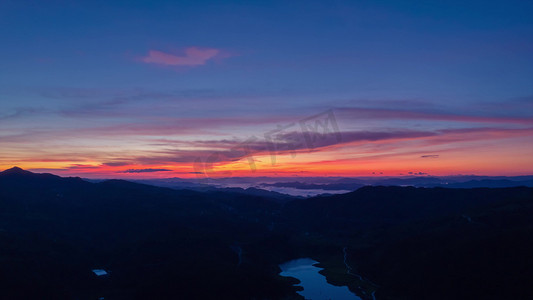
[121,174,533,196]
[1,167,532,299]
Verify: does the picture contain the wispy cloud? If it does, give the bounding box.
[0,108,40,122]
[103,161,130,167]
[121,168,173,173]
[339,107,533,125]
[104,126,533,167]
[421,154,440,158]
[107,129,438,166]
[141,47,221,66]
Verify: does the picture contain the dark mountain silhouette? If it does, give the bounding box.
[351,196,533,300]
[0,166,30,175]
[282,185,533,231]
[240,176,533,195]
[434,178,533,188]
[0,167,294,300]
[1,167,532,299]
[261,181,365,191]
[282,186,533,299]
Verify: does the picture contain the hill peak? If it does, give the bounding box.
[0,166,33,175]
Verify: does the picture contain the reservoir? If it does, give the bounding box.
[279,258,361,300]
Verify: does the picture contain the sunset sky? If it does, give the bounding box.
[1,0,532,178]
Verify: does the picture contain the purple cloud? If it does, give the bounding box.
[141,47,221,66]
[339,107,533,125]
[121,168,173,173]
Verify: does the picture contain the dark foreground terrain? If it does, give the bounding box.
[1,167,532,299]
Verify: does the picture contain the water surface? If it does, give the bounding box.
[280,258,361,300]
